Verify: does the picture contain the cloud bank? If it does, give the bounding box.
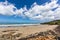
[0,0,60,23]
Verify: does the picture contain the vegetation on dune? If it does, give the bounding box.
[41,20,60,25]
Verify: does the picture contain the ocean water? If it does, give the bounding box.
[0,23,40,28]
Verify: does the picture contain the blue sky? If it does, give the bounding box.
[0,0,60,23]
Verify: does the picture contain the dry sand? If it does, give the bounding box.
[0,25,58,38]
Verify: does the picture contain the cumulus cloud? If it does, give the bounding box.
[0,1,16,15]
[24,0,60,22]
[0,0,60,23]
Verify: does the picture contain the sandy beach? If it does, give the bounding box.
[0,24,59,40]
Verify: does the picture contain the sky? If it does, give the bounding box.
[0,0,60,23]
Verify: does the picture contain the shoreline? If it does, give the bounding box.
[0,24,40,28]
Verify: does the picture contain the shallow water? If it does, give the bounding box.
[0,24,40,28]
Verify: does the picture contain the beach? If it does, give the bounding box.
[0,24,59,40]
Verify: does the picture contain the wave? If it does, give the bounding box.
[0,24,40,28]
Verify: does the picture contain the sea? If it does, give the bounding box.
[0,23,40,28]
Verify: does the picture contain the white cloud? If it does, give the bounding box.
[24,0,60,21]
[0,0,60,23]
[0,1,16,15]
